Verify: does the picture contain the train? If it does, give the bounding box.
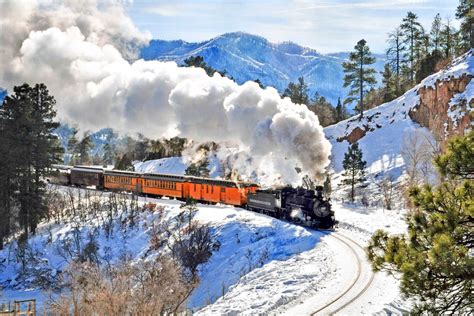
[47,165,335,229]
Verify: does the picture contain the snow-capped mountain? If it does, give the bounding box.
[140,32,386,106]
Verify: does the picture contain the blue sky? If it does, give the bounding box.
[126,0,460,53]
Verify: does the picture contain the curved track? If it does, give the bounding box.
[311,231,375,315]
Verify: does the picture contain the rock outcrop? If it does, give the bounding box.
[409,74,473,141]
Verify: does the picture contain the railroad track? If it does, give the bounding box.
[311,231,375,315]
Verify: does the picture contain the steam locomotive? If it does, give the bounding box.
[247,186,334,229]
[48,165,335,229]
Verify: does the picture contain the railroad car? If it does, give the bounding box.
[103,170,141,193]
[70,166,104,188]
[142,173,186,199]
[186,177,259,206]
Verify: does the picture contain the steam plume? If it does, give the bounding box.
[0,0,331,186]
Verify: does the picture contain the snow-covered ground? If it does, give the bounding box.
[0,188,411,315]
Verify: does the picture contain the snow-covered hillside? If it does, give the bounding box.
[0,188,410,315]
[325,50,473,190]
[134,155,223,178]
[140,32,386,106]
[0,189,331,313]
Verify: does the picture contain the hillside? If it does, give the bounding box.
[325,50,473,197]
[140,32,386,105]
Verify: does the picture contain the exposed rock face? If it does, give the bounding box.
[337,126,366,144]
[409,75,473,141]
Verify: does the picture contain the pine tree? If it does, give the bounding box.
[400,12,426,84]
[335,97,348,122]
[102,143,116,166]
[367,131,474,314]
[0,102,15,249]
[323,174,332,198]
[115,154,134,171]
[67,128,79,165]
[183,55,224,77]
[77,132,93,165]
[440,18,457,59]
[342,39,377,119]
[309,94,336,126]
[0,83,62,239]
[283,77,310,105]
[456,0,474,50]
[185,158,210,177]
[430,13,443,53]
[341,142,367,202]
[435,130,474,180]
[381,63,398,102]
[387,27,404,95]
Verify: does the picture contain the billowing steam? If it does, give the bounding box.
[0,0,331,186]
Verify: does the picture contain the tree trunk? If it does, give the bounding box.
[359,50,364,119]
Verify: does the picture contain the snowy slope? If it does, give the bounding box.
[140,32,386,106]
[324,50,474,183]
[134,155,223,178]
[0,190,333,313]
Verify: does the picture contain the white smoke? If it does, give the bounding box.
[0,0,331,186]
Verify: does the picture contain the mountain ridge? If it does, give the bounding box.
[140,32,386,106]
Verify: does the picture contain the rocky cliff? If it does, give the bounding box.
[410,74,472,141]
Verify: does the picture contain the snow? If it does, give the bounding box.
[133,155,223,178]
[134,157,188,175]
[0,191,331,314]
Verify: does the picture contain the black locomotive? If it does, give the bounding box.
[247,186,334,229]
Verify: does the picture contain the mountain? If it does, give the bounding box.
[140,32,386,107]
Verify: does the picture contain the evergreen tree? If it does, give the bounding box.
[0,83,62,239]
[309,94,336,126]
[456,0,474,50]
[67,128,79,165]
[400,12,426,84]
[387,27,404,95]
[102,143,116,166]
[367,131,474,314]
[185,158,210,177]
[415,50,444,83]
[430,13,443,53]
[115,154,134,171]
[381,64,398,102]
[435,130,474,180]
[134,133,150,161]
[183,55,225,77]
[342,39,377,119]
[323,174,332,198]
[440,18,457,58]
[0,102,15,249]
[254,78,264,89]
[76,132,93,165]
[283,77,310,105]
[341,142,367,202]
[335,97,348,122]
